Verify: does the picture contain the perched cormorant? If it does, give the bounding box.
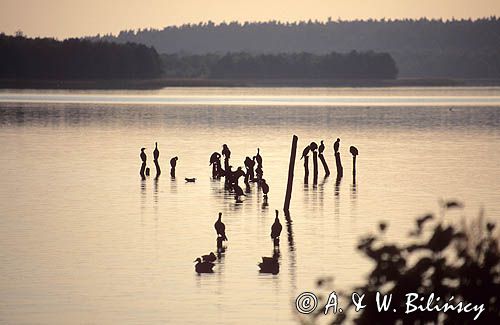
[310,141,318,151]
[170,156,178,168]
[214,212,228,241]
[202,252,217,263]
[261,179,269,197]
[194,258,215,273]
[319,140,325,154]
[300,145,310,160]
[255,148,263,167]
[140,148,147,162]
[271,210,283,239]
[333,138,340,153]
[222,144,231,159]
[349,146,359,157]
[153,142,159,161]
[210,152,221,165]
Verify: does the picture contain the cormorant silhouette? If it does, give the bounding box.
[214,212,228,241]
[261,179,269,197]
[349,146,359,156]
[140,147,147,162]
[319,140,325,154]
[300,145,310,160]
[202,252,217,263]
[255,148,263,167]
[258,256,279,274]
[210,152,221,165]
[153,142,159,161]
[222,144,231,159]
[333,138,340,153]
[310,141,318,151]
[170,156,178,168]
[271,210,283,239]
[194,258,215,273]
[233,184,246,201]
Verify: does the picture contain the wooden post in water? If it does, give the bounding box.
[303,156,309,184]
[284,135,298,212]
[334,152,343,178]
[313,150,318,185]
[319,153,330,176]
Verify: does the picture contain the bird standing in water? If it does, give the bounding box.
[300,145,310,160]
[140,147,147,163]
[333,138,340,153]
[194,258,215,273]
[214,212,228,241]
[255,148,263,167]
[261,179,269,198]
[271,210,283,240]
[153,142,159,161]
[233,184,245,202]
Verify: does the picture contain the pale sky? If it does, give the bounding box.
[1,0,499,39]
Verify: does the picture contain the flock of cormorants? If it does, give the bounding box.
[138,139,359,275]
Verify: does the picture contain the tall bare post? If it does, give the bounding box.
[319,153,330,176]
[334,152,343,178]
[284,135,298,212]
[303,156,309,184]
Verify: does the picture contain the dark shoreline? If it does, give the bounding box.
[2,78,500,90]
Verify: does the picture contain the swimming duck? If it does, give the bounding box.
[194,258,215,273]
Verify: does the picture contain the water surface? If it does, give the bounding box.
[0,87,499,324]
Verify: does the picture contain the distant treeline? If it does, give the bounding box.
[161,51,398,79]
[93,17,500,78]
[0,34,162,79]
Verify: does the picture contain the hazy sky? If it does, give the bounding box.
[1,0,499,39]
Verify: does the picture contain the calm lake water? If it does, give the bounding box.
[0,87,499,324]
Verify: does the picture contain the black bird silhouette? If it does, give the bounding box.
[319,140,325,154]
[153,142,159,160]
[170,156,178,168]
[202,252,217,263]
[349,146,359,156]
[271,210,283,239]
[140,147,147,162]
[194,258,215,273]
[214,212,228,241]
[209,152,221,165]
[300,145,310,159]
[440,199,464,209]
[258,256,279,274]
[310,141,318,151]
[233,184,246,201]
[255,148,263,167]
[222,144,231,159]
[261,179,269,197]
[333,138,340,153]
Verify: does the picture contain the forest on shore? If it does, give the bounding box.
[0,34,162,79]
[93,17,500,79]
[161,51,398,79]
